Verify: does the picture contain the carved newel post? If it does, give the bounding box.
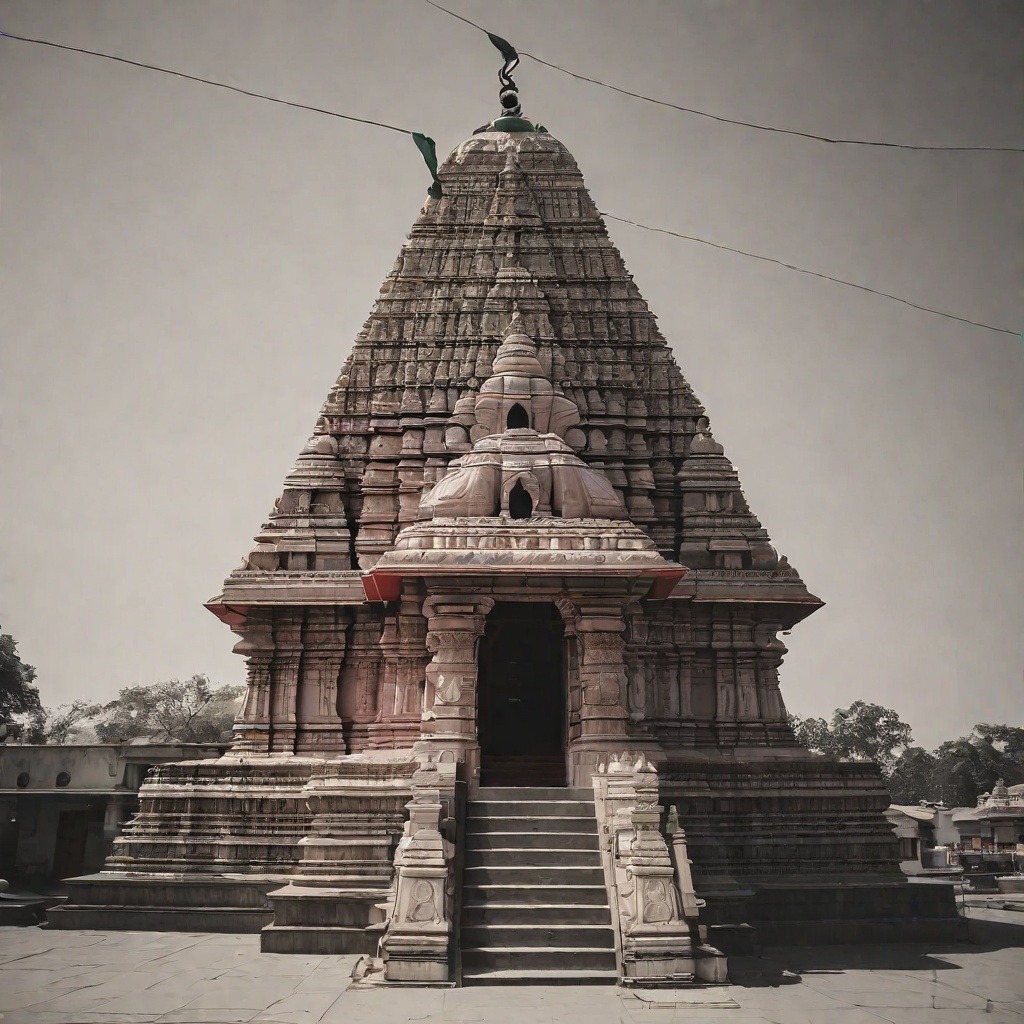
[380,756,456,982]
[595,753,727,984]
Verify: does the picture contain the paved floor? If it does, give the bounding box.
[0,908,1022,1024]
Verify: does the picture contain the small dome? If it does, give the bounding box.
[421,429,627,521]
[688,431,725,456]
[491,316,545,377]
[301,433,338,456]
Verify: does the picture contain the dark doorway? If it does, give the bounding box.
[52,807,92,880]
[506,402,529,429]
[508,479,533,519]
[478,603,565,786]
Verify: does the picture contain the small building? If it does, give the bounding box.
[886,804,959,876]
[0,743,226,885]
[949,781,1024,884]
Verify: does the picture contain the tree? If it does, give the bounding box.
[929,726,1024,807]
[94,675,244,743]
[0,628,42,737]
[975,723,1024,781]
[887,746,939,804]
[790,715,832,756]
[791,701,914,773]
[23,700,104,744]
[793,706,1024,808]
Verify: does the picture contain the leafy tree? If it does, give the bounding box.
[94,675,243,743]
[793,706,1023,808]
[887,746,939,804]
[975,723,1024,778]
[929,727,1024,807]
[790,714,831,755]
[23,700,104,744]
[791,700,913,773]
[0,628,42,737]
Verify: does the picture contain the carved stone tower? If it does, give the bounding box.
[50,106,959,955]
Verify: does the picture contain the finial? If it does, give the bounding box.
[487,32,522,118]
[477,32,538,133]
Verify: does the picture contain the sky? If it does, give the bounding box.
[0,0,1020,749]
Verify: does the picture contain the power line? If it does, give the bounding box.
[0,29,445,195]
[2,26,1017,337]
[601,213,1020,337]
[0,30,413,135]
[423,0,1023,154]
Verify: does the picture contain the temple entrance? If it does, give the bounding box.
[477,602,566,786]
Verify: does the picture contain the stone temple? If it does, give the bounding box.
[51,88,959,983]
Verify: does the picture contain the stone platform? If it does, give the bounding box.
[2,908,1023,1022]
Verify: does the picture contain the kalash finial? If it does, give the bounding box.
[476,31,544,134]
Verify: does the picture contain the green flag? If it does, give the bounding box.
[412,132,442,198]
[486,32,519,66]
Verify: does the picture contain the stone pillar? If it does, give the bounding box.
[570,599,656,786]
[415,595,493,785]
[295,607,349,756]
[555,598,582,749]
[269,610,303,753]
[338,609,384,753]
[755,624,794,746]
[576,600,630,738]
[230,610,275,754]
[368,591,429,750]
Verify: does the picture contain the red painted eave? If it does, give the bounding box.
[361,572,402,603]
[205,601,249,629]
[646,567,689,600]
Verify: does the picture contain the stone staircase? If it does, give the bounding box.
[460,787,617,985]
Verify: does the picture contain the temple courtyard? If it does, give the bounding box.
[0,906,1021,1024]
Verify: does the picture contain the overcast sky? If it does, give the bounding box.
[1,1,1020,748]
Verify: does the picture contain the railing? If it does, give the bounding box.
[592,752,727,986]
[377,755,460,984]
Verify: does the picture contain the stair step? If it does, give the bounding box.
[465,848,601,868]
[470,816,598,834]
[469,800,595,817]
[462,924,615,948]
[467,831,599,851]
[461,947,617,971]
[462,903,612,926]
[463,884,610,906]
[476,788,593,800]
[462,967,617,986]
[259,925,376,955]
[460,785,614,982]
[464,865,605,885]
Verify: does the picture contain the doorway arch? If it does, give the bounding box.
[506,402,529,429]
[477,602,565,785]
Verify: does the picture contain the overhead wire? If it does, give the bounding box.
[1,25,1018,338]
[0,29,413,135]
[423,0,1024,154]
[600,214,1020,337]
[0,29,446,196]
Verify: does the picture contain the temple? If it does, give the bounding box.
[49,80,959,983]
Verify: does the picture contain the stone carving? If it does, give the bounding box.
[379,757,457,982]
[406,879,440,923]
[592,758,727,984]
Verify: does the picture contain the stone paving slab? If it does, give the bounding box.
[0,908,1022,1024]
